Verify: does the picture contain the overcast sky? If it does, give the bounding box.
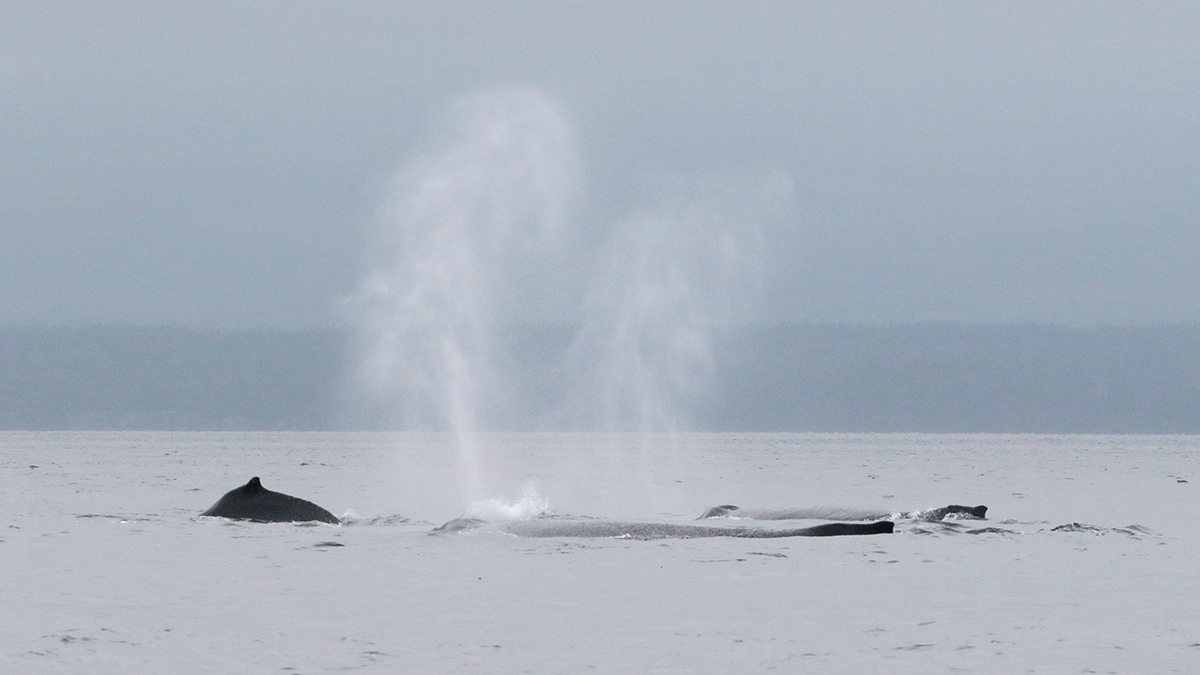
[3,2,1198,328]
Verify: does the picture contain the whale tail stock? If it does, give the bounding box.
[921,504,988,521]
[794,521,894,536]
[960,504,988,519]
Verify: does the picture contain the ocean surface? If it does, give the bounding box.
[3,431,1197,673]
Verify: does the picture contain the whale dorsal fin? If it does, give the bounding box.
[245,476,265,493]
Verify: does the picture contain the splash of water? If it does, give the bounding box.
[463,483,549,522]
[351,88,576,502]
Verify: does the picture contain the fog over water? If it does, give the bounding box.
[3,3,1199,328]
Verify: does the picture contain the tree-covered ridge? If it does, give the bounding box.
[2,324,1198,432]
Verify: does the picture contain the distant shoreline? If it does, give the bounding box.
[3,323,1199,433]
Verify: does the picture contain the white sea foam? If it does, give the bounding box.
[463,484,549,521]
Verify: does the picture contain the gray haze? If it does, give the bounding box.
[3,2,1199,328]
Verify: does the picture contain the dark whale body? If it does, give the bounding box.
[201,477,340,524]
[923,504,988,521]
[699,504,987,522]
[432,517,893,539]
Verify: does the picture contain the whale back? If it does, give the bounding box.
[791,520,894,536]
[432,517,894,539]
[920,504,988,521]
[202,477,340,524]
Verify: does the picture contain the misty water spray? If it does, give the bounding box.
[352,88,576,502]
[350,87,791,514]
[570,174,793,432]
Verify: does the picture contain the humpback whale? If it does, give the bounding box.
[201,477,340,524]
[698,504,987,521]
[432,517,894,539]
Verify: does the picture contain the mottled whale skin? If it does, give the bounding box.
[698,504,987,521]
[201,477,340,524]
[432,517,893,539]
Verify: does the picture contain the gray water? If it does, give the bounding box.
[3,431,1198,673]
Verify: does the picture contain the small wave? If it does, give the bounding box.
[906,523,1018,536]
[699,504,986,522]
[75,513,155,522]
[339,512,412,526]
[905,524,958,536]
[1050,522,1108,534]
[1050,523,1155,537]
[963,527,1018,535]
[699,505,892,520]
